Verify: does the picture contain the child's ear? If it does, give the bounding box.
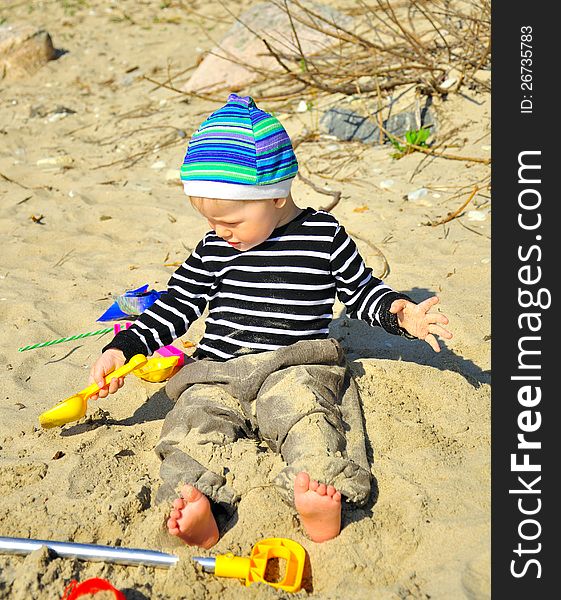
[273,197,288,208]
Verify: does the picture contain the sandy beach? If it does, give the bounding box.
[1,1,491,598]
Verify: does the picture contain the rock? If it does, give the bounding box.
[407,188,428,202]
[182,1,354,94]
[0,23,56,81]
[473,68,491,86]
[320,107,437,144]
[379,180,394,189]
[466,210,487,222]
[37,155,74,168]
[439,76,458,91]
[386,109,436,139]
[439,67,463,92]
[320,108,378,144]
[135,484,152,511]
[46,106,76,122]
[406,187,432,207]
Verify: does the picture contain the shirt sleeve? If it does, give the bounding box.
[330,224,413,335]
[103,239,215,360]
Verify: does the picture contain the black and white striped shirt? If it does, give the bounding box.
[106,208,411,361]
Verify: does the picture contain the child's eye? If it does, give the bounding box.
[209,220,241,228]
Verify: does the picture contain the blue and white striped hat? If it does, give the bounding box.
[180,94,298,200]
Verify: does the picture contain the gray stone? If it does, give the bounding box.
[0,23,55,81]
[320,106,437,145]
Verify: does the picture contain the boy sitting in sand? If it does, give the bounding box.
[88,94,452,548]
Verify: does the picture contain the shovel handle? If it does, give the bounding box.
[81,354,147,399]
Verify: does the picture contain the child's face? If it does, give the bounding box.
[190,197,287,252]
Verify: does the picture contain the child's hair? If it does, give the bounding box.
[180,94,298,201]
[188,194,293,209]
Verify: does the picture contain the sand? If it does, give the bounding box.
[0,1,491,598]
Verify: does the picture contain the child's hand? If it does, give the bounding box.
[390,296,452,352]
[88,348,126,400]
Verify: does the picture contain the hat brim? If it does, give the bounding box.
[182,178,294,200]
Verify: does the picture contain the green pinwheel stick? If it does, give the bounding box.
[18,327,115,352]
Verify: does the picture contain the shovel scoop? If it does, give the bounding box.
[193,537,306,593]
[39,354,147,429]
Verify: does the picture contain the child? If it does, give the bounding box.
[88,94,452,547]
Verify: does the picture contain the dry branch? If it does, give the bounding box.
[429,186,479,226]
[297,172,342,211]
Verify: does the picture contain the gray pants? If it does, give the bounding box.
[154,338,372,522]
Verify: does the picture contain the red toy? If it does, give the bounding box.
[62,577,126,599]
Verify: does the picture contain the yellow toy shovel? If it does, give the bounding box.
[193,537,306,593]
[39,354,148,429]
[132,345,184,383]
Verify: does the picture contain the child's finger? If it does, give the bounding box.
[89,365,100,387]
[424,333,441,352]
[429,323,453,339]
[93,366,108,389]
[389,299,408,314]
[95,387,109,399]
[418,296,440,312]
[107,377,120,394]
[428,312,449,326]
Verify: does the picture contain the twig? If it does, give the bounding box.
[297,172,342,211]
[429,187,478,226]
[379,123,490,164]
[176,0,233,24]
[347,230,390,279]
[141,75,225,103]
[408,126,463,182]
[93,134,182,169]
[291,131,320,149]
[430,175,490,205]
[1,171,32,190]
[457,218,490,239]
[1,171,54,191]
[263,37,428,96]
[52,249,76,268]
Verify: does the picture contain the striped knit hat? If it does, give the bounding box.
[180,94,298,200]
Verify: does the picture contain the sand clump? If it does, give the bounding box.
[0,1,490,598]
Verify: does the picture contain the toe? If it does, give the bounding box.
[309,479,319,492]
[181,484,201,502]
[333,491,342,503]
[294,472,310,492]
[173,498,185,510]
[317,483,327,495]
[170,509,181,520]
[326,485,336,497]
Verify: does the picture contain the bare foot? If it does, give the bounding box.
[167,484,219,549]
[294,471,342,543]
